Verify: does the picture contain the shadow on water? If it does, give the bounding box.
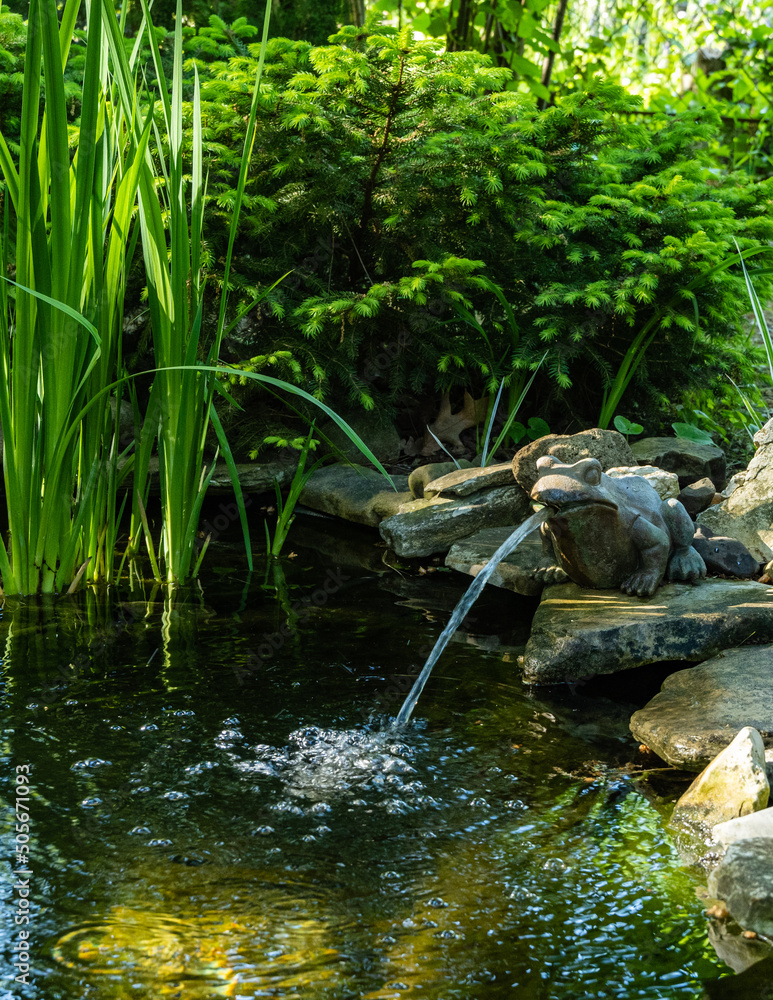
[0,537,755,999]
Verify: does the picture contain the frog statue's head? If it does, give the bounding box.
[529,456,616,512]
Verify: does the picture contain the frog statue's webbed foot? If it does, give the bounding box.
[531,564,569,586]
[620,569,660,598]
[667,545,707,584]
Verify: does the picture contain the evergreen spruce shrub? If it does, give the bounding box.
[187,23,773,425]
[0,7,31,154]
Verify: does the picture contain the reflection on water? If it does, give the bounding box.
[0,538,747,998]
[53,899,339,998]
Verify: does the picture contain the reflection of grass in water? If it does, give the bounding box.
[364,788,721,999]
[51,901,340,999]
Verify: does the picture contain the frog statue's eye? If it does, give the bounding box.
[583,463,602,486]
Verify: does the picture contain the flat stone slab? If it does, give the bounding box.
[299,465,410,528]
[379,485,531,559]
[408,460,473,499]
[521,579,773,687]
[424,463,515,499]
[630,644,773,770]
[141,458,297,496]
[445,526,544,597]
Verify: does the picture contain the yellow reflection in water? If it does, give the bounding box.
[52,894,340,999]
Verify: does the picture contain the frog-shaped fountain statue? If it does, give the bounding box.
[530,456,706,598]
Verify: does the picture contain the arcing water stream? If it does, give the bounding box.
[394,509,548,726]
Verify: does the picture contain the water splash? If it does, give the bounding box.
[393,510,547,727]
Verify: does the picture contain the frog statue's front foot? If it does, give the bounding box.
[620,569,661,599]
[531,564,569,586]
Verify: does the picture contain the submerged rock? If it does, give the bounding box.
[521,580,773,686]
[445,526,545,597]
[698,417,773,565]
[708,839,773,937]
[631,436,726,490]
[706,921,773,977]
[511,428,636,493]
[629,644,773,770]
[669,727,769,840]
[702,953,773,998]
[379,485,531,559]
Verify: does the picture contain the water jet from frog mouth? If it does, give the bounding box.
[393,509,549,728]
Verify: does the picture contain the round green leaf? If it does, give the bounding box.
[613,414,644,436]
[671,422,714,443]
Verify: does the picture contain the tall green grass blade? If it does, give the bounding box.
[734,238,773,380]
[0,277,102,345]
[485,352,547,458]
[209,406,253,573]
[481,380,505,467]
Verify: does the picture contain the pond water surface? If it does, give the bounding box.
[0,516,741,998]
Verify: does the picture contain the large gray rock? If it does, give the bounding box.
[379,485,531,559]
[512,429,636,493]
[424,462,515,499]
[146,457,297,496]
[445,526,545,597]
[630,644,773,770]
[708,839,773,936]
[299,465,410,527]
[669,727,769,840]
[714,807,773,848]
[522,579,773,687]
[698,418,773,564]
[632,436,726,489]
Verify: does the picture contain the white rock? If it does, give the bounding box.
[669,726,769,839]
[713,808,773,848]
[606,465,680,500]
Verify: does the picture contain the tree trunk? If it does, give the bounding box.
[346,0,366,26]
[537,0,569,110]
[447,0,475,52]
